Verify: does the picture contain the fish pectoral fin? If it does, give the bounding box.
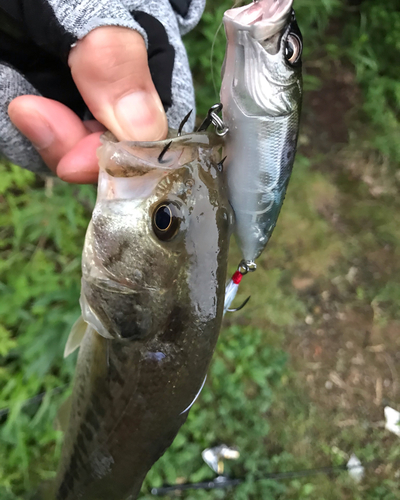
[64,315,88,358]
[54,394,72,433]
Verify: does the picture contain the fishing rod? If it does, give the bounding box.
[150,460,388,496]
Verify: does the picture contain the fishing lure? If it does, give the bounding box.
[220,0,303,307]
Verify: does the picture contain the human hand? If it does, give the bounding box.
[0,0,201,183]
[8,26,168,184]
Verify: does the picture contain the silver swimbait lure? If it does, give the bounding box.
[220,0,303,266]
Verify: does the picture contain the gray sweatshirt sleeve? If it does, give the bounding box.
[43,0,205,40]
[0,0,206,175]
[172,0,206,35]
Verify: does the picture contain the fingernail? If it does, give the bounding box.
[114,92,167,141]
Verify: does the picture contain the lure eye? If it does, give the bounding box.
[152,202,182,241]
[285,33,302,65]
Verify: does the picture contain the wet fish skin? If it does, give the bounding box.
[221,0,303,263]
[55,133,232,500]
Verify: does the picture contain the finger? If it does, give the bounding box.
[8,96,90,173]
[68,26,168,142]
[0,64,48,174]
[84,120,107,133]
[57,132,103,184]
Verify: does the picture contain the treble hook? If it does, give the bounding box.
[157,141,173,164]
[224,260,256,314]
[227,295,251,313]
[178,109,193,136]
[217,156,227,172]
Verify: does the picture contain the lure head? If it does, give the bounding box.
[81,132,232,341]
[225,0,294,40]
[222,0,302,118]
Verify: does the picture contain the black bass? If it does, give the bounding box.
[221,0,303,265]
[54,131,232,500]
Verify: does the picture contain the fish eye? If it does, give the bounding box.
[152,201,182,241]
[285,33,302,65]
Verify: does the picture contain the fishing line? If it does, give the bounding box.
[210,19,224,100]
[210,0,243,100]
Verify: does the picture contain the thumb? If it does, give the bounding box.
[68,26,168,142]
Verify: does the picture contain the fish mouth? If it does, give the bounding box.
[96,130,224,200]
[224,0,293,39]
[97,131,223,178]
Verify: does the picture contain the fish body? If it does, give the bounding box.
[220,0,303,263]
[55,132,232,499]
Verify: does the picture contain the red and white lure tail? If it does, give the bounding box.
[223,261,256,314]
[223,270,243,314]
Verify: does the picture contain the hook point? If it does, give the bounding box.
[227,296,251,313]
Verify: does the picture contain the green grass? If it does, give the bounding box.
[1,0,400,498]
[0,169,94,496]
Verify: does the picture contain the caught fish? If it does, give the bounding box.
[220,0,303,266]
[54,131,232,500]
